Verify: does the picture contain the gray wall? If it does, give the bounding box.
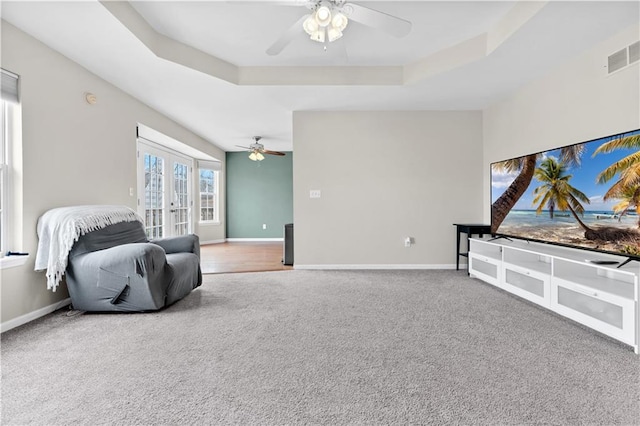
[0,21,225,327]
[226,151,293,239]
[293,111,484,267]
[483,24,640,222]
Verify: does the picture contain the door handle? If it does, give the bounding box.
[570,284,598,298]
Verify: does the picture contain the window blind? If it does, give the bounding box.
[198,160,222,171]
[1,69,19,104]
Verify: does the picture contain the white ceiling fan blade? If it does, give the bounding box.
[270,0,311,5]
[266,14,309,56]
[223,0,308,5]
[345,3,412,38]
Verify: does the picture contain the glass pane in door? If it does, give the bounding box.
[144,153,164,238]
[173,161,190,236]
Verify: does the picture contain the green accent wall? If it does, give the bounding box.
[225,151,293,238]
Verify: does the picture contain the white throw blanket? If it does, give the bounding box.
[35,205,143,291]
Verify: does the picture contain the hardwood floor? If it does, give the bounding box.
[200,242,293,274]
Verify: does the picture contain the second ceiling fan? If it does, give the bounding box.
[267,0,412,56]
[236,137,286,161]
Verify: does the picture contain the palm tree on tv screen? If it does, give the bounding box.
[532,157,591,230]
[491,155,535,233]
[491,145,585,233]
[610,185,640,227]
[594,133,640,199]
[591,133,640,229]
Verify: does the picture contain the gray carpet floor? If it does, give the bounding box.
[2,270,639,425]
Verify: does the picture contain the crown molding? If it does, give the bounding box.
[100,1,547,87]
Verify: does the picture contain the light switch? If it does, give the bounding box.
[310,190,321,199]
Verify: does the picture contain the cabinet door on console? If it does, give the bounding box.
[468,239,502,287]
[502,248,552,307]
[469,254,501,286]
[552,259,636,346]
[503,265,550,308]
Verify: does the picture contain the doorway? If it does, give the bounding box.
[137,141,193,239]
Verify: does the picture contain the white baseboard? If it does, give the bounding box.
[294,264,457,270]
[1,298,71,333]
[200,239,226,245]
[226,238,284,242]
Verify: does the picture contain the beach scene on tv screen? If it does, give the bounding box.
[491,129,640,257]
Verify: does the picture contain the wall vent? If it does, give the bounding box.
[608,41,640,74]
[608,48,627,74]
[629,41,640,64]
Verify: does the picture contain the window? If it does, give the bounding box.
[199,168,218,223]
[1,69,19,258]
[1,100,7,254]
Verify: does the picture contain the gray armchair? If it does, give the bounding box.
[65,220,202,312]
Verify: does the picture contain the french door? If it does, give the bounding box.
[137,142,193,239]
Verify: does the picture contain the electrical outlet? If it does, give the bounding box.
[310,190,321,199]
[404,237,412,247]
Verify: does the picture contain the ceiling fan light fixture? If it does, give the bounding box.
[310,28,325,43]
[327,26,343,42]
[239,137,285,161]
[303,3,348,44]
[273,1,411,55]
[331,12,348,31]
[303,14,318,35]
[315,5,332,27]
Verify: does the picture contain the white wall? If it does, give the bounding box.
[293,111,484,267]
[0,21,225,326]
[483,24,640,222]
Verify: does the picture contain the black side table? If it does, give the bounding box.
[453,224,491,271]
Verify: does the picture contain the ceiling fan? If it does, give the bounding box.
[267,0,412,56]
[236,137,286,161]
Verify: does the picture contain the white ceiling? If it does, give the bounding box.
[130,1,515,66]
[1,1,639,153]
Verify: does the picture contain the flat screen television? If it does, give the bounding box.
[491,128,640,261]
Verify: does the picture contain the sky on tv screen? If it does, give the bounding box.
[492,129,640,212]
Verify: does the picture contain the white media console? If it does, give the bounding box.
[468,237,639,354]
